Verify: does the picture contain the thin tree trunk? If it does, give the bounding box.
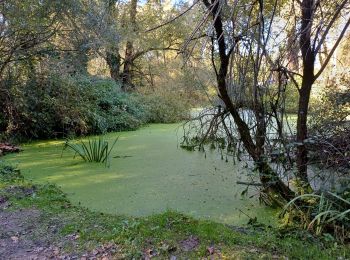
[296,0,315,188]
[296,76,313,185]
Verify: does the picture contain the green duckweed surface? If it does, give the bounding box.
[4,124,276,225]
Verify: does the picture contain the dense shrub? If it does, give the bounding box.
[0,74,147,139]
[0,73,190,140]
[309,79,349,129]
[308,76,350,172]
[142,93,190,123]
[79,77,149,134]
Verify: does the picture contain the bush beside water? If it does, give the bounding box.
[0,74,190,140]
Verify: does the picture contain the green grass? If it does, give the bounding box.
[4,124,276,225]
[1,164,349,259]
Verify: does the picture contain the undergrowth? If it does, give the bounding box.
[281,192,350,242]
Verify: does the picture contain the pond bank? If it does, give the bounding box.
[1,164,349,259]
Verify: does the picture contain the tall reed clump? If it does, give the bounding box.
[63,137,118,166]
[281,191,350,242]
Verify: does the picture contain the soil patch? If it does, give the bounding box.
[0,207,120,259]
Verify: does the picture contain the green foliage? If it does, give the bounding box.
[1,71,191,140]
[0,162,22,182]
[281,191,350,241]
[310,76,350,129]
[1,74,147,139]
[308,77,350,171]
[284,84,300,113]
[143,93,190,123]
[64,137,118,166]
[91,90,149,133]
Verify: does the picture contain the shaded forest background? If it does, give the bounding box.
[0,0,211,140]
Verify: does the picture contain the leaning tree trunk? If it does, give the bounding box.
[202,0,295,204]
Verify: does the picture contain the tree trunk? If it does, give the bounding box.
[296,0,315,189]
[296,76,313,186]
[122,0,137,91]
[106,0,121,84]
[122,41,133,88]
[106,47,121,83]
[257,160,295,205]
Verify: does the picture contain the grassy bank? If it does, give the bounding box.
[1,163,349,259]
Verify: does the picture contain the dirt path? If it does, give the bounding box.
[0,203,119,260]
[0,208,57,259]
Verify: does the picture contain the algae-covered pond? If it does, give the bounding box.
[4,124,276,225]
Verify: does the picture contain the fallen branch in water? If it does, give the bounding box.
[236,181,263,187]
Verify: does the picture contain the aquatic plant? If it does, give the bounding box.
[281,191,350,241]
[63,137,118,166]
